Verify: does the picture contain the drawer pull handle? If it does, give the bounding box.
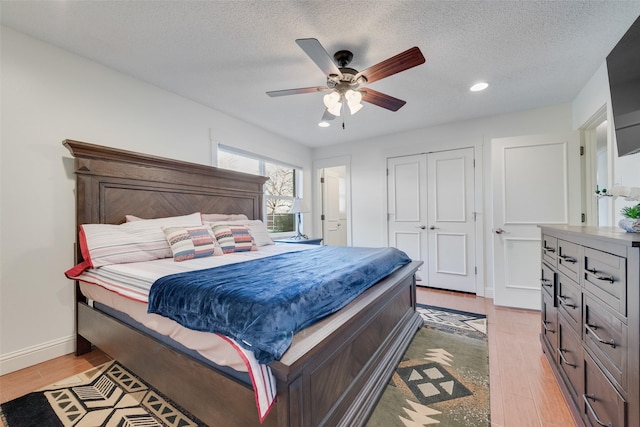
[584,323,616,348]
[557,348,576,368]
[543,246,556,253]
[586,268,615,283]
[540,278,552,287]
[559,254,577,264]
[558,295,577,309]
[583,394,614,427]
[542,320,555,334]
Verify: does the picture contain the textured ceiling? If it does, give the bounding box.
[2,1,640,148]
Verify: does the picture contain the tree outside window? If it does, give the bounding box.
[218,147,299,234]
[264,163,296,232]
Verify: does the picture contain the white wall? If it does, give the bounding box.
[312,103,574,298]
[0,27,312,374]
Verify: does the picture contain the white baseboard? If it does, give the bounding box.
[0,335,75,375]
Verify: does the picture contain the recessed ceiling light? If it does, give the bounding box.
[318,121,330,127]
[470,82,489,92]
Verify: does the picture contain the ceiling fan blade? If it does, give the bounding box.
[361,88,406,111]
[266,86,329,97]
[356,46,425,85]
[296,38,343,78]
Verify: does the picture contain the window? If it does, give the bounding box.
[217,146,300,234]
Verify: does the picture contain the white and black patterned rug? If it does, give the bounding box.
[0,361,205,427]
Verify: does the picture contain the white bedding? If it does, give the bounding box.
[74,243,316,302]
[72,243,317,421]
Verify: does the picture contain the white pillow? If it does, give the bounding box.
[203,219,275,247]
[201,213,249,222]
[78,212,203,268]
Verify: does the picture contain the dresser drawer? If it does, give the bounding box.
[583,352,626,427]
[542,234,558,267]
[557,319,583,407]
[558,239,580,282]
[541,290,558,357]
[557,272,581,335]
[583,247,626,317]
[583,295,627,392]
[541,262,556,300]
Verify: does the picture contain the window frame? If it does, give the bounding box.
[217,145,303,238]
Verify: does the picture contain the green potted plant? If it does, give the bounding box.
[619,203,640,232]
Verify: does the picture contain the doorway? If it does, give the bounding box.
[321,166,348,246]
[581,105,612,226]
[314,157,351,246]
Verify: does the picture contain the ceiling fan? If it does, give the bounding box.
[266,38,426,124]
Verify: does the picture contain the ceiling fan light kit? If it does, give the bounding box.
[266,38,426,126]
[323,88,363,117]
[470,82,489,92]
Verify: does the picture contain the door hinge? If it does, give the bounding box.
[580,146,585,156]
[320,177,325,184]
[321,214,325,221]
[475,266,478,275]
[581,213,586,223]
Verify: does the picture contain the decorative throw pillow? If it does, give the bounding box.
[162,226,223,261]
[210,224,257,253]
[203,219,274,247]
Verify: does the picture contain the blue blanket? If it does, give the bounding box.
[147,246,411,364]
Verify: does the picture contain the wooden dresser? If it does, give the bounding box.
[539,226,640,427]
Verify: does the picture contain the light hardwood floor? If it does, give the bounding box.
[0,287,577,426]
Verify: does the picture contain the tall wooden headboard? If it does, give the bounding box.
[63,139,268,227]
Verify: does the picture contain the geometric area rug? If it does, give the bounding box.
[0,360,206,427]
[366,304,490,427]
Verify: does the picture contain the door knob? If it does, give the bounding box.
[416,225,426,230]
[495,228,506,234]
[429,226,438,230]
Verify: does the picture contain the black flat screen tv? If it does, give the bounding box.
[607,15,640,157]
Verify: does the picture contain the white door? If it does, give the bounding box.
[387,155,428,283]
[427,148,476,293]
[492,132,581,309]
[322,166,348,245]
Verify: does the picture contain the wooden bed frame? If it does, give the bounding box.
[65,139,423,427]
